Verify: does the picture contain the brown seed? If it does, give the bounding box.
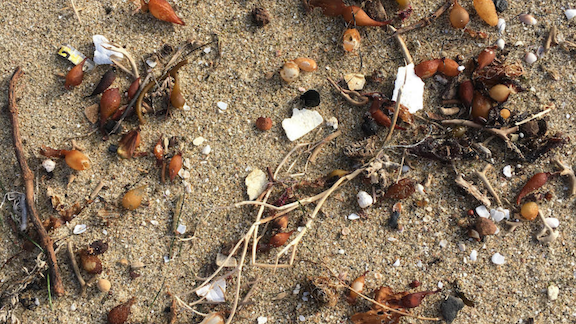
[255,117,272,131]
[269,230,294,247]
[117,128,141,159]
[107,297,136,324]
[64,150,90,171]
[438,58,460,77]
[122,185,146,210]
[169,152,183,181]
[153,136,164,163]
[87,68,116,97]
[477,47,496,70]
[65,58,87,90]
[458,80,474,108]
[384,178,416,199]
[272,215,289,230]
[79,249,103,274]
[343,28,361,52]
[100,88,121,127]
[294,57,318,72]
[471,91,492,120]
[489,84,512,102]
[476,217,497,236]
[170,74,185,109]
[520,202,538,221]
[473,0,498,26]
[126,77,140,101]
[415,59,441,79]
[449,0,469,29]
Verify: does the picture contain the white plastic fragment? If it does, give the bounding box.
[202,145,212,155]
[470,249,478,262]
[93,35,124,65]
[73,224,87,234]
[544,218,560,229]
[491,253,505,265]
[393,64,425,114]
[565,9,576,20]
[282,109,323,141]
[547,284,559,300]
[217,101,228,110]
[196,278,226,303]
[245,169,268,200]
[216,253,238,268]
[42,160,56,172]
[344,73,366,91]
[475,205,490,218]
[496,38,505,50]
[357,191,373,208]
[525,52,537,65]
[503,165,512,178]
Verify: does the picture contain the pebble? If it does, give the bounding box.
[73,224,87,234]
[493,0,508,12]
[97,278,111,292]
[525,52,537,65]
[519,14,537,25]
[458,243,466,251]
[470,250,478,261]
[118,258,129,266]
[496,38,505,50]
[131,260,145,269]
[357,191,373,208]
[475,205,490,218]
[544,217,560,228]
[216,101,228,110]
[491,253,505,265]
[547,284,559,300]
[503,165,512,177]
[202,145,211,155]
[565,9,576,20]
[192,137,205,146]
[42,159,56,172]
[441,296,465,323]
[245,169,268,200]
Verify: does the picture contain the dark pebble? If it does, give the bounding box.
[361,116,379,136]
[441,296,465,323]
[301,90,321,107]
[493,0,508,12]
[108,144,118,154]
[103,120,122,135]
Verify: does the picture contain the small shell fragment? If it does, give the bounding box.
[282,108,323,141]
[73,224,87,234]
[344,73,366,91]
[491,252,505,265]
[192,137,205,146]
[245,169,268,200]
[495,38,505,50]
[565,9,576,20]
[544,218,560,228]
[497,18,506,34]
[42,159,56,172]
[201,145,212,155]
[280,61,300,83]
[357,191,373,208]
[519,14,537,25]
[547,284,559,300]
[503,165,512,177]
[525,52,537,65]
[469,249,478,261]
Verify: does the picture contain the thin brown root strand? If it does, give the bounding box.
[309,130,342,163]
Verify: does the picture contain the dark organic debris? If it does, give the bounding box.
[441,296,465,323]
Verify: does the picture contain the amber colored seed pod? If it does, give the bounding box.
[272,215,289,230]
[148,0,185,25]
[126,77,140,101]
[477,47,496,70]
[489,84,512,102]
[438,58,460,77]
[415,59,441,79]
[169,152,183,181]
[449,0,469,29]
[100,88,121,127]
[500,108,511,119]
[471,91,492,120]
[294,57,318,72]
[269,230,294,247]
[279,61,300,82]
[342,5,389,26]
[79,249,103,274]
[473,0,498,26]
[170,75,185,109]
[342,28,361,52]
[458,80,474,108]
[65,58,87,90]
[107,297,136,324]
[64,150,90,171]
[255,117,272,131]
[520,202,538,221]
[122,185,146,210]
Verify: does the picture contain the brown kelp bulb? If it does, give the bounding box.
[148,0,185,25]
[415,59,441,79]
[117,128,141,159]
[450,0,469,29]
[343,28,361,52]
[126,77,140,101]
[87,68,116,97]
[107,297,136,324]
[153,137,164,162]
[346,271,367,304]
[458,80,474,108]
[438,58,460,77]
[256,117,272,131]
[79,250,103,274]
[170,75,185,109]
[489,84,512,102]
[169,152,183,181]
[342,5,389,26]
[477,47,496,70]
[280,61,300,82]
[473,0,498,26]
[65,58,87,90]
[471,91,492,120]
[100,88,121,126]
[500,108,511,119]
[64,150,90,171]
[269,230,294,247]
[520,202,538,221]
[294,57,318,72]
[122,186,146,210]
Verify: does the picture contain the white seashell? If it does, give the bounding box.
[42,159,56,172]
[392,259,400,267]
[519,14,537,25]
[525,52,537,65]
[196,278,226,303]
[496,38,505,50]
[544,217,560,228]
[245,169,268,200]
[282,109,323,141]
[202,145,212,155]
[192,137,205,146]
[503,165,512,177]
[497,18,506,34]
[470,250,478,261]
[475,205,490,218]
[491,252,505,265]
[565,9,576,20]
[348,213,361,220]
[490,207,508,222]
[73,224,87,234]
[357,191,373,208]
[216,101,228,110]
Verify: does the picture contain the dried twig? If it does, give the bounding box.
[453,164,491,207]
[553,158,576,197]
[327,77,369,106]
[102,44,139,79]
[536,211,558,243]
[393,0,453,36]
[7,68,65,297]
[67,241,86,296]
[69,0,81,23]
[474,164,502,206]
[309,130,342,163]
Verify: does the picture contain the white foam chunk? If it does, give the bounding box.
[392,63,425,114]
[93,35,124,65]
[282,109,323,141]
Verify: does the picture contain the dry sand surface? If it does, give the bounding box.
[1,0,576,323]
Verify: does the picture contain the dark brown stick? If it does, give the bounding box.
[8,67,65,297]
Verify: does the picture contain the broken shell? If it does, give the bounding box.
[122,185,146,210]
[64,150,91,171]
[495,38,505,50]
[519,13,537,25]
[415,59,441,79]
[525,52,537,65]
[256,117,273,131]
[520,202,538,221]
[497,18,506,34]
[565,9,576,20]
[357,191,373,208]
[42,159,56,172]
[344,73,366,91]
[489,84,512,102]
[346,272,367,304]
[449,0,469,29]
[294,57,317,72]
[438,58,460,77]
[473,0,498,26]
[279,61,300,83]
[343,28,361,52]
[200,313,225,324]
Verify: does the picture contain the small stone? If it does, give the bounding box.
[202,145,211,155]
[492,0,507,12]
[470,249,478,261]
[299,315,306,322]
[252,7,271,26]
[439,239,448,248]
[300,90,321,107]
[525,52,537,65]
[217,101,228,110]
[519,14,537,25]
[476,217,497,236]
[257,316,268,324]
[216,253,238,268]
[475,205,490,218]
[361,116,378,136]
[70,303,77,311]
[256,117,273,131]
[84,104,100,124]
[547,284,559,300]
[192,137,205,146]
[544,217,560,229]
[357,191,373,208]
[491,253,505,265]
[97,278,111,292]
[73,224,87,234]
[203,47,211,54]
[441,296,465,323]
[42,159,56,172]
[458,243,466,251]
[118,258,129,266]
[503,165,512,177]
[131,260,145,269]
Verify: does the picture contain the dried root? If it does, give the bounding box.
[553,158,576,197]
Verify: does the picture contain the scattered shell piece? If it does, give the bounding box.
[176,224,186,234]
[341,227,351,235]
[491,253,505,265]
[565,9,576,20]
[281,108,323,141]
[326,117,339,130]
[490,207,509,222]
[497,18,506,34]
[547,284,559,300]
[470,250,478,261]
[93,35,124,65]
[216,101,228,110]
[196,279,226,303]
[192,137,205,146]
[524,53,537,65]
[344,73,366,91]
[475,205,490,218]
[145,58,157,68]
[73,224,87,234]
[439,239,448,248]
[544,218,559,229]
[514,41,524,47]
[257,317,268,324]
[150,220,159,226]
[393,64,425,114]
[42,160,56,172]
[496,38,505,50]
[458,243,466,251]
[357,191,373,208]
[202,145,212,155]
[216,253,238,268]
[84,104,99,124]
[392,259,400,267]
[178,169,190,179]
[519,13,537,25]
[503,165,512,177]
[348,213,361,220]
[245,169,268,200]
